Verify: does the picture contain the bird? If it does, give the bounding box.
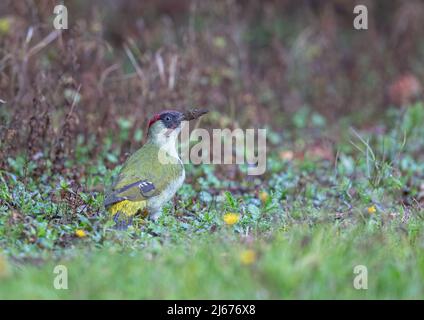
[104,109,208,229]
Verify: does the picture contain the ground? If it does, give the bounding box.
[1,103,423,299]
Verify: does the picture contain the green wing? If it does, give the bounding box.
[104,142,183,207]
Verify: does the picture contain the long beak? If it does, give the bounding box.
[182,108,209,121]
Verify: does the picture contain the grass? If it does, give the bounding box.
[1,226,423,299]
[0,104,423,299]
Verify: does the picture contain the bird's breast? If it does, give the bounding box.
[147,167,185,210]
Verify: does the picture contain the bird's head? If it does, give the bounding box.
[147,109,208,145]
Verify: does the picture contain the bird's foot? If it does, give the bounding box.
[113,212,134,230]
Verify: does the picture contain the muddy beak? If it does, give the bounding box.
[182,108,209,121]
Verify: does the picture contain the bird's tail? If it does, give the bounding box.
[108,200,148,230]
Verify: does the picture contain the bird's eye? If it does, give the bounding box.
[165,116,171,121]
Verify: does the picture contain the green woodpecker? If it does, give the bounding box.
[104,109,208,229]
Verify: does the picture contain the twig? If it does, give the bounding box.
[15,29,61,103]
[155,51,166,85]
[123,43,146,85]
[99,63,120,94]
[26,29,61,59]
[168,54,178,90]
[67,84,82,118]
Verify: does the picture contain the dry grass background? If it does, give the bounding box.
[1,0,424,176]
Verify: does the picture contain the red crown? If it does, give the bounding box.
[147,110,178,128]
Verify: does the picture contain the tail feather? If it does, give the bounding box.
[107,199,148,229]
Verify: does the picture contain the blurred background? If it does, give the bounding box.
[0,0,423,171]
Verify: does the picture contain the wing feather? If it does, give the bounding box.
[104,142,183,213]
[104,178,155,207]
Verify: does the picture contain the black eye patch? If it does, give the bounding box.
[160,112,181,128]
